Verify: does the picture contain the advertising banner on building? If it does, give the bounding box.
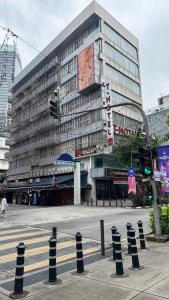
[157,145,169,193]
[102,81,114,153]
[77,44,94,92]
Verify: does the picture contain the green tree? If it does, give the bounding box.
[113,131,160,168]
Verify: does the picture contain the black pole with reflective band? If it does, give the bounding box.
[114,232,124,276]
[10,242,29,299]
[75,232,84,273]
[100,220,105,256]
[111,226,117,260]
[52,227,57,239]
[49,237,57,282]
[137,220,146,249]
[126,222,132,254]
[129,228,143,270]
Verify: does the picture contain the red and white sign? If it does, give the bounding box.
[113,124,135,136]
[102,81,114,150]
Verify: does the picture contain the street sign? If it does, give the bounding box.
[128,167,135,177]
[55,160,76,167]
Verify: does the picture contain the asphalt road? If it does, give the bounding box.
[0,205,151,244]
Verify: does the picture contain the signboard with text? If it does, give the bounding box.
[102,81,114,152]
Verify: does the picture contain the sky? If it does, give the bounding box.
[0,0,169,110]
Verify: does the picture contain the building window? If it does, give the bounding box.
[105,64,140,96]
[103,23,138,60]
[104,42,139,78]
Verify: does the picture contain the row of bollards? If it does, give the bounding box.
[10,220,147,298]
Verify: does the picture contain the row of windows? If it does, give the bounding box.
[60,57,77,78]
[105,64,140,96]
[104,42,139,78]
[62,89,101,114]
[60,76,77,98]
[103,23,138,60]
[59,21,99,61]
[113,111,141,130]
[10,130,103,168]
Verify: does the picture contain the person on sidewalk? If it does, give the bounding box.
[1,195,8,217]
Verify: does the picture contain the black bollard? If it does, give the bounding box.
[9,242,28,299]
[103,200,105,206]
[49,237,57,282]
[91,198,93,206]
[129,228,144,271]
[120,199,123,207]
[75,232,84,273]
[126,222,132,255]
[44,236,62,285]
[137,220,146,249]
[111,226,117,260]
[111,231,128,278]
[87,200,89,206]
[100,220,105,256]
[109,201,111,207]
[96,199,98,206]
[52,227,57,239]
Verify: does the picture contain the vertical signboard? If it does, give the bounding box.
[102,81,114,153]
[77,44,94,93]
[157,145,169,194]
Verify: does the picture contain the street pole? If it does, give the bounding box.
[60,100,162,236]
[109,102,162,237]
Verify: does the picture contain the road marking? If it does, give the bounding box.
[0,231,48,242]
[0,240,77,263]
[0,227,38,237]
[24,246,99,273]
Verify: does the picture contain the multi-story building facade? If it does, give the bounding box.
[146,94,169,136]
[7,1,142,204]
[0,44,22,174]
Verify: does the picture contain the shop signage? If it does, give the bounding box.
[55,153,75,166]
[75,145,103,157]
[102,81,114,148]
[113,124,135,136]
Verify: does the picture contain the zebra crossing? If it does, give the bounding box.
[0,226,101,281]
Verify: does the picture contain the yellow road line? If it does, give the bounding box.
[0,231,48,242]
[0,239,99,263]
[24,246,99,273]
[0,228,36,236]
[0,240,76,263]
[0,235,49,251]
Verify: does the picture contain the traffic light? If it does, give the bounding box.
[139,147,153,176]
[146,185,153,201]
[50,100,60,120]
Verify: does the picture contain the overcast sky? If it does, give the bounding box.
[0,0,169,110]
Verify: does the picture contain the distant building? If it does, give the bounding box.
[0,44,22,172]
[8,1,142,204]
[146,94,169,136]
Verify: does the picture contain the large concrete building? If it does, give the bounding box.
[7,1,142,204]
[0,44,22,174]
[146,94,169,137]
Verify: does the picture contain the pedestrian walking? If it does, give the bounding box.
[1,195,8,217]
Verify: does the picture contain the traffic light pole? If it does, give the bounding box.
[60,101,162,237]
[108,102,162,237]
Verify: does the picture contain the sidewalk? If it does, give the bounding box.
[1,240,169,299]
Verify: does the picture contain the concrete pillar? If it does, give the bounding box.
[90,178,96,201]
[74,162,81,205]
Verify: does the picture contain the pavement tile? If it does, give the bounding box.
[146,276,169,299]
[25,277,139,300]
[134,292,166,300]
[85,264,169,292]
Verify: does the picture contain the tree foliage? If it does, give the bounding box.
[113,131,160,168]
